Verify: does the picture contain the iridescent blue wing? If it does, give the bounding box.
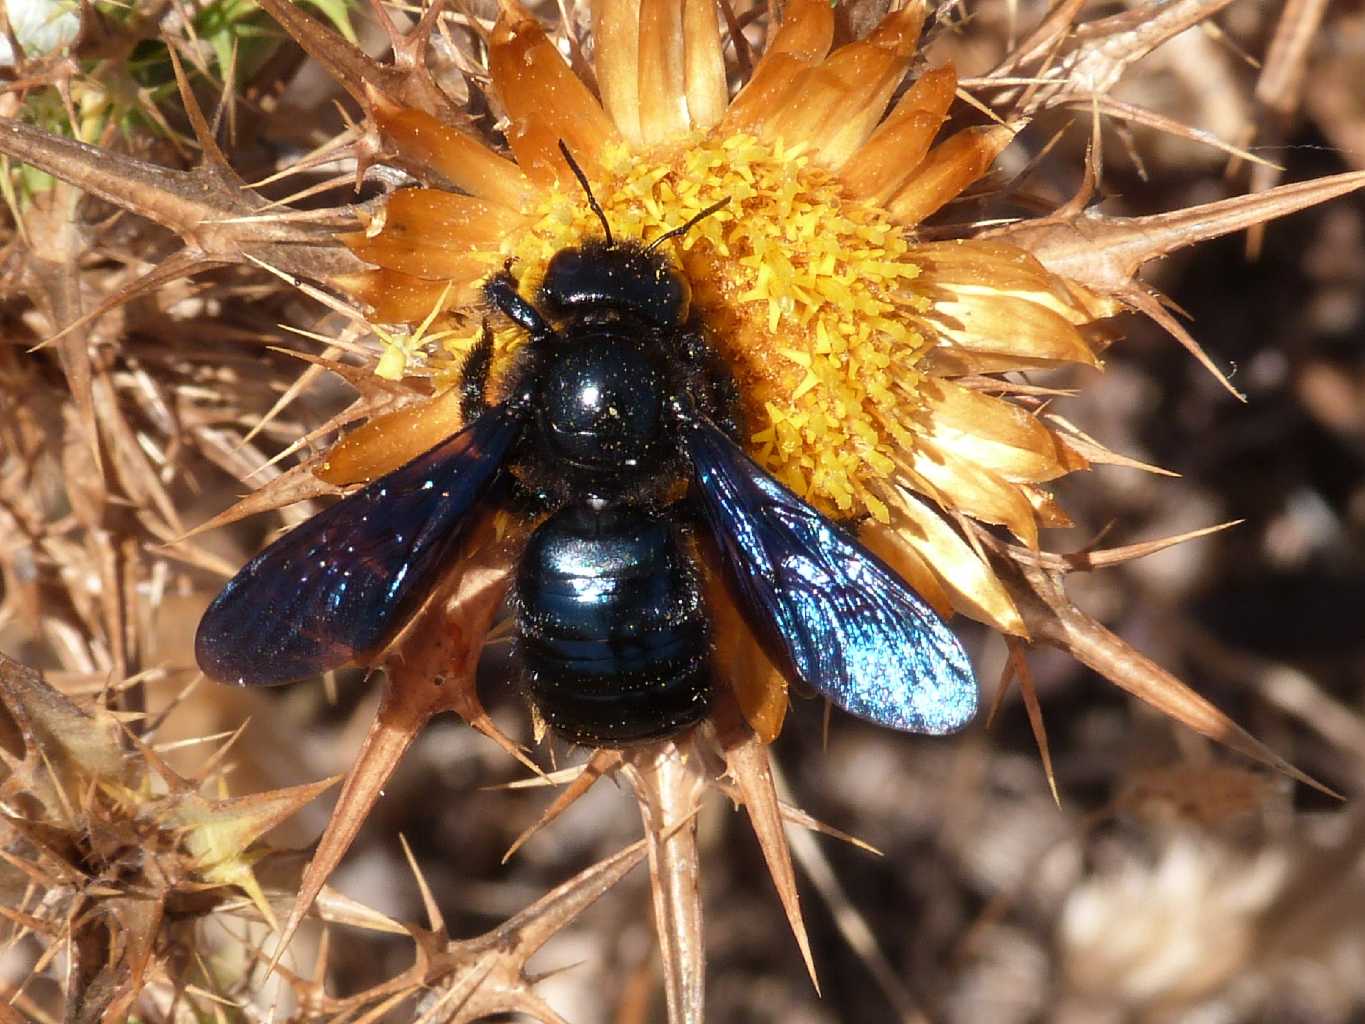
[196,402,524,686]
[683,417,977,734]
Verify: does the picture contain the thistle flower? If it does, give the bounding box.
[326,0,1117,739]
[0,653,338,1020]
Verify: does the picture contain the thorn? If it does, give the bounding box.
[1007,640,1060,807]
[622,742,708,1024]
[485,764,587,790]
[1044,413,1181,475]
[502,749,622,863]
[986,653,1015,730]
[770,761,926,1020]
[267,549,510,976]
[713,701,819,993]
[399,833,446,935]
[164,39,232,173]
[169,458,340,545]
[1122,284,1245,401]
[1064,519,1245,571]
[237,358,330,451]
[191,718,253,782]
[1000,556,1343,799]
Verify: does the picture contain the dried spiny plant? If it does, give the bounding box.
[0,652,338,1018]
[1,0,1363,1020]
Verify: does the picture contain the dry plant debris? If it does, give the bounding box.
[2,0,1365,1020]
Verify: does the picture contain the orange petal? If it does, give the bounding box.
[757,63,843,147]
[810,6,926,168]
[914,238,1102,326]
[763,44,904,153]
[902,439,1039,547]
[344,190,522,279]
[372,100,534,210]
[916,377,1085,483]
[723,0,833,130]
[626,0,730,143]
[863,3,927,54]
[334,268,477,323]
[722,53,811,132]
[840,64,957,203]
[504,112,573,187]
[317,387,467,486]
[682,0,727,131]
[918,290,1101,368]
[381,189,525,244]
[592,0,644,144]
[886,124,1015,227]
[490,2,618,181]
[345,237,498,282]
[756,0,834,64]
[638,0,691,144]
[860,519,953,621]
[703,552,788,743]
[890,488,1027,636]
[840,110,941,203]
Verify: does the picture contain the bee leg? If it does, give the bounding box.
[484,271,555,339]
[675,328,745,443]
[461,319,495,423]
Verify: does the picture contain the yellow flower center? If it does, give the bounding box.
[438,132,936,523]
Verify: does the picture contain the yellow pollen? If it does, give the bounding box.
[437,132,936,523]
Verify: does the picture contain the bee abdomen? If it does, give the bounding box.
[516,504,712,745]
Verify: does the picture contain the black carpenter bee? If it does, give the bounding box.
[196,147,978,745]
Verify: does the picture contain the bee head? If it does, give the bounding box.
[538,242,691,328]
[542,141,728,328]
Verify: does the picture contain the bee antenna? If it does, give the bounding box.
[645,197,731,253]
[557,140,613,246]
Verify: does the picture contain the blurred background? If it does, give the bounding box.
[3,0,1365,1020]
